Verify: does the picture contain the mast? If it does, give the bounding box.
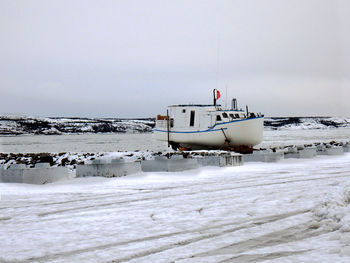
[166,109,170,147]
[225,85,227,109]
[213,89,217,106]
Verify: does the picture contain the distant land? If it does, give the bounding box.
[0,115,154,135]
[0,115,349,135]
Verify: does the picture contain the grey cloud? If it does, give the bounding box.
[0,0,349,117]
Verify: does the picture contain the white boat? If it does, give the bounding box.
[154,90,264,150]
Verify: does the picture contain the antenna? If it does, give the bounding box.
[225,85,227,109]
[216,34,220,90]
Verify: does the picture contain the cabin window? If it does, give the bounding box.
[222,112,228,118]
[170,119,174,128]
[216,115,222,121]
[229,113,234,119]
[182,109,186,113]
[190,111,195,126]
[235,114,240,118]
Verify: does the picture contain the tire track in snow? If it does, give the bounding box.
[105,210,312,263]
[3,210,310,263]
[197,223,326,262]
[217,249,312,263]
[0,164,335,211]
[36,173,350,218]
[2,164,345,213]
[3,168,347,227]
[3,171,343,228]
[0,190,153,210]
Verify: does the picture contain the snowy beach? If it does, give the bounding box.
[1,154,350,262]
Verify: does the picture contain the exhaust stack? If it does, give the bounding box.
[231,98,237,110]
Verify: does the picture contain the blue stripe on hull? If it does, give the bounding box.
[153,128,227,134]
[154,117,263,134]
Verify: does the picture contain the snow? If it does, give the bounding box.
[259,128,350,149]
[1,154,350,262]
[0,133,169,153]
[264,117,350,130]
[1,115,350,136]
[0,115,154,135]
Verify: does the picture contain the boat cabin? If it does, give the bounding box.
[156,104,258,132]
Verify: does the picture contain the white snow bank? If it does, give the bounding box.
[1,154,350,263]
[312,186,350,232]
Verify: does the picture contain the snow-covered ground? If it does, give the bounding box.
[1,154,350,262]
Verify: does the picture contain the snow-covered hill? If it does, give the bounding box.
[0,115,349,135]
[0,115,154,135]
[264,117,350,130]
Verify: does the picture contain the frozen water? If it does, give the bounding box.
[259,128,350,149]
[0,133,168,153]
[1,128,350,153]
[1,154,350,262]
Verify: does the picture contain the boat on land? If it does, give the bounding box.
[153,89,264,150]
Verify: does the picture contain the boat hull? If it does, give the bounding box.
[153,117,264,149]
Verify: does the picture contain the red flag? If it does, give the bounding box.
[216,90,221,100]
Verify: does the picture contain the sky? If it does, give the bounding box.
[0,0,349,118]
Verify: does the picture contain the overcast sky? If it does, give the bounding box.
[0,0,349,117]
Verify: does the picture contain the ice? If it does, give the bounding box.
[258,128,350,149]
[0,133,169,153]
[1,128,349,154]
[1,154,350,262]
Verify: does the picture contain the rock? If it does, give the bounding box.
[38,155,54,166]
[61,157,69,166]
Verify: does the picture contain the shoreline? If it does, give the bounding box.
[1,140,349,171]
